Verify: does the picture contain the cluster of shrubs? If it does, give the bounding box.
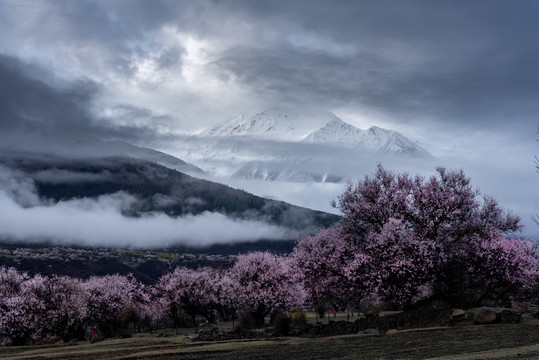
[1,166,538,346]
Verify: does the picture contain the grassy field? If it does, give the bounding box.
[1,321,539,360]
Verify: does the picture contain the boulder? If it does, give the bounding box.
[449,309,473,326]
[496,309,521,324]
[474,307,497,324]
[363,328,380,335]
[450,309,466,320]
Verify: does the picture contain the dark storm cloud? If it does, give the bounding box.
[210,0,539,131]
[2,0,538,135]
[0,0,190,77]
[0,55,97,131]
[0,54,165,152]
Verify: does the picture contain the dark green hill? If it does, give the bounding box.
[0,153,339,233]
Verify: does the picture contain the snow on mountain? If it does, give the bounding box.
[303,113,366,147]
[175,109,434,183]
[363,126,430,156]
[202,109,302,140]
[203,109,431,158]
[232,159,344,183]
[303,114,431,157]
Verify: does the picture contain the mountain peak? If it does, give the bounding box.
[203,109,298,139]
[305,118,431,157]
[303,114,365,147]
[323,112,349,127]
[367,125,382,131]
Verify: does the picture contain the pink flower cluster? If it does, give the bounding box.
[0,269,87,345]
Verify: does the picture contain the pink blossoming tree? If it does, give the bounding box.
[228,251,305,326]
[294,165,538,310]
[0,267,32,345]
[157,267,226,328]
[0,268,86,345]
[24,275,87,341]
[83,274,148,337]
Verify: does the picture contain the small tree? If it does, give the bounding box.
[228,252,305,326]
[0,269,86,345]
[157,267,222,328]
[83,274,147,337]
[0,268,85,345]
[25,275,87,341]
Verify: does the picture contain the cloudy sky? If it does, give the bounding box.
[0,0,538,238]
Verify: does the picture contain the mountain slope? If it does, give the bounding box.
[102,140,205,175]
[0,154,339,234]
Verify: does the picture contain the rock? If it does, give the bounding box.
[449,309,473,326]
[474,307,497,324]
[450,309,467,320]
[497,309,521,324]
[363,328,380,335]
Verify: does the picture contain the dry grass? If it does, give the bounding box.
[1,323,538,360]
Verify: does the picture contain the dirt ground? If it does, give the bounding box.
[1,320,539,360]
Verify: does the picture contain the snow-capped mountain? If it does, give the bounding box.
[204,110,430,157]
[174,109,434,183]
